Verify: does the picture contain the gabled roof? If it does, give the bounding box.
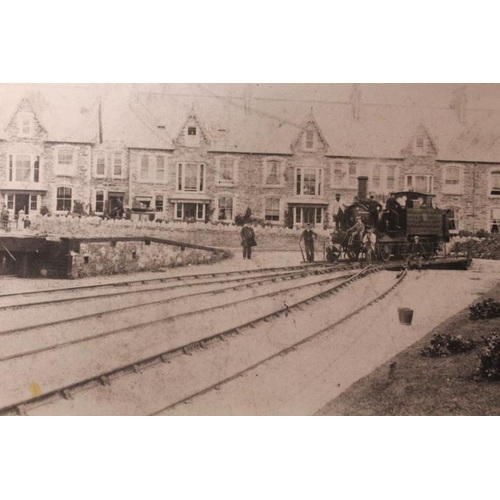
[0,85,99,143]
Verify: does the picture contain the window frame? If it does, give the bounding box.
[155,194,164,213]
[442,164,463,195]
[112,152,124,179]
[264,197,281,222]
[404,174,434,193]
[176,162,205,193]
[174,202,206,221]
[95,153,106,178]
[444,206,460,233]
[217,195,234,221]
[7,154,42,184]
[55,186,73,213]
[54,146,76,177]
[217,156,237,186]
[490,170,500,197]
[295,167,323,197]
[491,208,500,232]
[95,189,106,214]
[331,161,344,188]
[18,113,32,138]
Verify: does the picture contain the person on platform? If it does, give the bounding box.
[405,235,424,271]
[331,193,346,231]
[347,216,365,245]
[240,222,257,260]
[385,193,401,230]
[300,223,318,262]
[1,205,9,231]
[362,226,377,266]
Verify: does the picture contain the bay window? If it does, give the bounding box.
[296,167,322,196]
[8,154,41,183]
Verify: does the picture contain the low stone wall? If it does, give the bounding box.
[67,237,230,279]
[30,215,333,252]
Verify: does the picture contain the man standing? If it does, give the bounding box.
[406,235,424,270]
[367,194,382,227]
[362,226,377,266]
[240,222,256,260]
[300,223,318,262]
[331,193,346,231]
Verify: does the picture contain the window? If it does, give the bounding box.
[491,171,500,196]
[56,187,72,212]
[140,156,150,181]
[443,165,462,194]
[296,168,322,196]
[348,162,357,188]
[416,136,425,148]
[174,203,206,221]
[265,160,281,185]
[446,208,459,232]
[55,148,75,176]
[155,195,164,212]
[30,195,37,211]
[265,198,280,221]
[8,154,40,183]
[96,154,106,177]
[372,165,381,191]
[16,155,31,182]
[7,194,13,210]
[156,157,165,182]
[188,127,197,136]
[386,165,396,191]
[95,190,105,213]
[332,161,343,187]
[19,114,31,137]
[491,209,500,233]
[305,130,314,149]
[405,174,433,193]
[219,158,235,184]
[218,196,233,220]
[177,162,205,192]
[294,207,323,225]
[113,153,123,177]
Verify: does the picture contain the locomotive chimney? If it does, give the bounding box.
[357,176,368,202]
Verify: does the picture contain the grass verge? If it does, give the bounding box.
[316,283,500,416]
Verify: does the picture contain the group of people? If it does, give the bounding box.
[1,206,31,231]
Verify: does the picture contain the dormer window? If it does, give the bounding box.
[305,130,314,149]
[188,127,197,136]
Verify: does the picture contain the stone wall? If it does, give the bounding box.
[68,237,229,278]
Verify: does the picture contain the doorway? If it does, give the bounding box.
[14,194,30,215]
[108,193,125,218]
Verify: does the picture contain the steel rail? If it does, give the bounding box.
[0,263,334,300]
[150,268,408,416]
[0,266,355,341]
[0,265,379,416]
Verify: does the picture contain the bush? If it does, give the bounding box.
[469,298,500,320]
[476,229,490,239]
[284,209,294,229]
[420,333,479,357]
[235,207,252,227]
[40,205,51,216]
[478,334,500,380]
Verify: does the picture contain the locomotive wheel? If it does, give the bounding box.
[379,244,392,262]
[422,242,437,260]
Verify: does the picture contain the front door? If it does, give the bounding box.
[108,194,124,218]
[15,194,30,215]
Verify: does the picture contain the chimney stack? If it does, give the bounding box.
[450,86,467,124]
[358,176,368,202]
[350,83,361,120]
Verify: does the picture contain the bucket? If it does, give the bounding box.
[398,308,414,325]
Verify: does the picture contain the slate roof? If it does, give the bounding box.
[2,85,500,163]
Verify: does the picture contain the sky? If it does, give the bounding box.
[2,83,500,111]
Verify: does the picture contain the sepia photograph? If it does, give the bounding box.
[0,82,499,416]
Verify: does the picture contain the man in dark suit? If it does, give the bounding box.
[240,222,256,259]
[405,235,424,270]
[300,223,318,262]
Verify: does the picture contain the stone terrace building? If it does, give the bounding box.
[2,85,500,233]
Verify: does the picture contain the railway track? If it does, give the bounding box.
[0,263,377,416]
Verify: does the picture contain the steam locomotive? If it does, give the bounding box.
[328,176,451,263]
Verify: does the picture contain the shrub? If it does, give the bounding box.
[420,333,479,357]
[235,207,252,226]
[40,205,51,216]
[469,298,500,320]
[478,334,500,380]
[284,209,294,229]
[476,229,490,239]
